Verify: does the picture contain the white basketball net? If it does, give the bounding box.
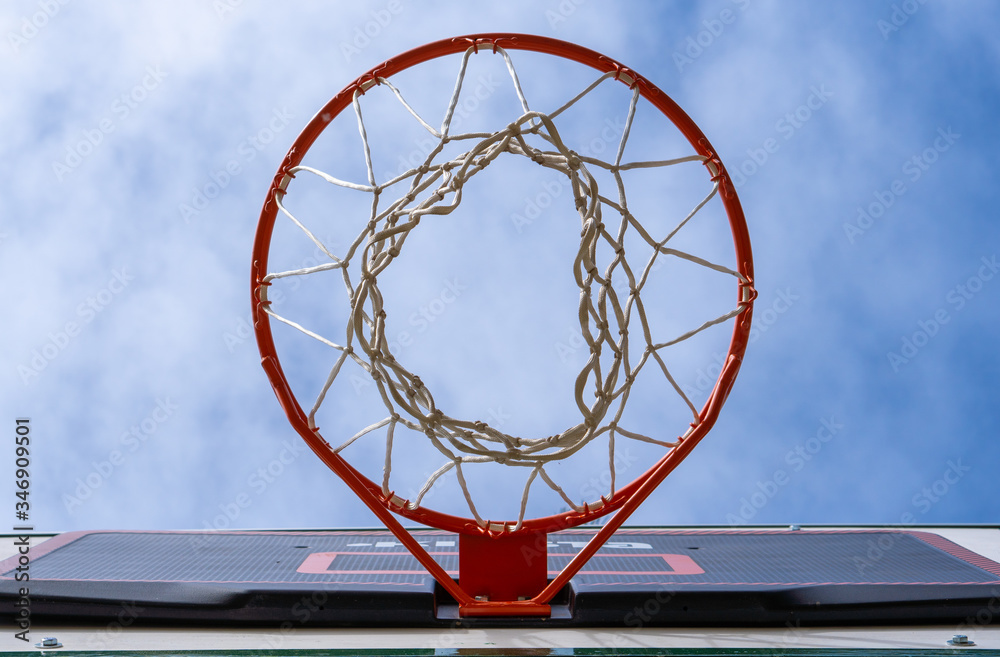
[260,45,751,530]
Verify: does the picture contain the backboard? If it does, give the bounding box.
[3,525,999,654]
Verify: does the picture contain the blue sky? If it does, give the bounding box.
[2,1,998,534]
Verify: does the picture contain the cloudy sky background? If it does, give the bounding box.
[3,1,998,535]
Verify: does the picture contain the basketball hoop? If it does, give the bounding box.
[252,33,754,616]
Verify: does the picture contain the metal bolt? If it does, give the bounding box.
[35,637,63,649]
[948,634,975,646]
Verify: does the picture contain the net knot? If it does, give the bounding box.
[494,450,516,465]
[739,276,758,303]
[388,246,400,257]
[700,150,725,183]
[355,72,384,95]
[602,59,640,90]
[265,148,298,209]
[459,36,499,55]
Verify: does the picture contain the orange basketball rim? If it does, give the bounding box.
[251,33,755,617]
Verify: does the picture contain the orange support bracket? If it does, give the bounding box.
[459,531,548,606]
